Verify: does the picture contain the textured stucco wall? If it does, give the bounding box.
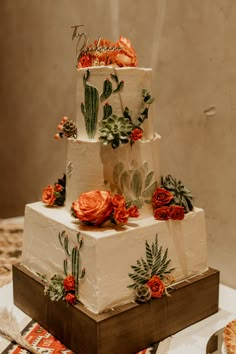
[0,1,235,288]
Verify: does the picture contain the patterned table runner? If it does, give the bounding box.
[2,319,171,354]
[0,218,23,287]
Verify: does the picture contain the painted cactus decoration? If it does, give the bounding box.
[81,70,99,139]
[81,70,125,139]
[58,231,85,296]
[110,161,158,209]
[100,78,113,101]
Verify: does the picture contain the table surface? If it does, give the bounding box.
[0,282,236,353]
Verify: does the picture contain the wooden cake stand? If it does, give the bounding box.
[13,264,219,354]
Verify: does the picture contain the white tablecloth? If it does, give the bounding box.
[1,282,236,353]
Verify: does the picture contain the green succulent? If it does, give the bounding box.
[99,114,134,149]
[44,274,65,301]
[161,175,194,213]
[111,161,158,208]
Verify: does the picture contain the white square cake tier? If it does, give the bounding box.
[21,202,208,314]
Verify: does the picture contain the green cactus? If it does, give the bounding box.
[100,78,113,101]
[103,102,113,119]
[81,69,99,139]
[58,231,85,296]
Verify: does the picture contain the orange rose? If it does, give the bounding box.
[111,194,126,208]
[154,206,170,221]
[72,190,113,225]
[55,183,63,192]
[146,275,165,298]
[63,275,75,291]
[113,206,129,225]
[128,205,139,218]
[115,36,137,67]
[42,185,56,205]
[130,128,143,142]
[169,205,185,220]
[152,188,174,208]
[65,293,77,305]
[78,54,93,68]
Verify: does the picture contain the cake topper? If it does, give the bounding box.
[71,24,88,61]
[71,25,137,68]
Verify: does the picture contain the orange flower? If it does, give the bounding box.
[42,185,56,205]
[128,205,139,218]
[78,54,93,68]
[55,183,63,192]
[114,36,137,67]
[153,206,170,221]
[111,194,126,208]
[113,205,129,225]
[130,128,143,142]
[146,275,165,298]
[152,188,174,208]
[94,38,114,48]
[65,292,77,305]
[72,190,113,226]
[169,205,185,220]
[63,275,75,291]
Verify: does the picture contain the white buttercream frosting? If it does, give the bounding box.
[20,66,209,316]
[76,66,153,140]
[21,202,208,314]
[65,133,161,215]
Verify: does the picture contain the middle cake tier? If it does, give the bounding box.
[65,133,161,216]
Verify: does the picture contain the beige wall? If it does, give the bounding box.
[1,1,236,288]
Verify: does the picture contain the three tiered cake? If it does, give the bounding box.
[13,33,218,353]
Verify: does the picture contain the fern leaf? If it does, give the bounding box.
[161,248,168,266]
[145,240,153,268]
[127,283,136,289]
[137,259,142,267]
[128,273,148,284]
[158,259,172,275]
[130,265,149,278]
[128,234,174,289]
[141,257,149,273]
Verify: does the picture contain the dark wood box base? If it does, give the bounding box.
[13,264,219,354]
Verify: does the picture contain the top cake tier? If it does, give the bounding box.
[75,66,154,141]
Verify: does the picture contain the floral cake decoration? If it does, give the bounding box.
[76,35,137,68]
[71,190,139,227]
[71,25,137,68]
[152,175,194,221]
[39,231,85,305]
[42,174,66,207]
[128,234,175,303]
[41,171,193,226]
[54,117,77,140]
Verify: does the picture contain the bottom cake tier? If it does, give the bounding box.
[21,202,208,314]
